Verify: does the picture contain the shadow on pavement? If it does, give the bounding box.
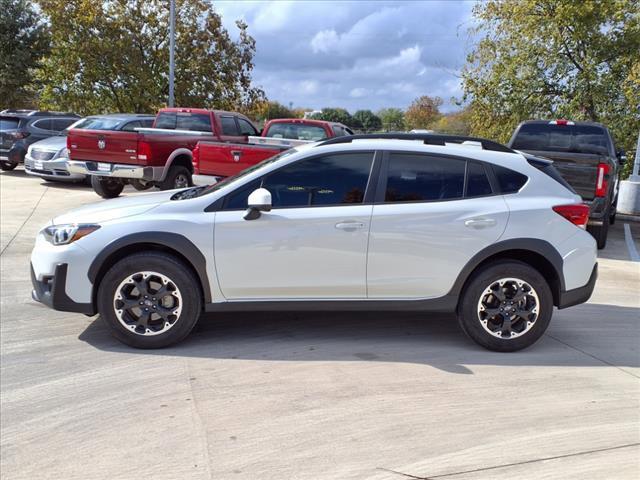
[79,303,640,374]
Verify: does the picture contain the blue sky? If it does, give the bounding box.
[214,0,476,113]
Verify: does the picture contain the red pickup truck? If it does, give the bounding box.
[192,118,353,185]
[67,108,259,198]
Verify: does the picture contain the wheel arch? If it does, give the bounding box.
[88,232,211,311]
[450,239,564,308]
[162,149,193,179]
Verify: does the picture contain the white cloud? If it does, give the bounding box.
[310,30,340,54]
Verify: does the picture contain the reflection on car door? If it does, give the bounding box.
[214,152,376,300]
[367,152,509,299]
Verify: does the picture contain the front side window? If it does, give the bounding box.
[261,152,374,208]
[385,153,465,202]
[237,118,258,136]
[120,121,140,132]
[220,116,239,136]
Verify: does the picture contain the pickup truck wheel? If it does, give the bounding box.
[0,161,17,171]
[457,260,553,352]
[97,252,202,348]
[587,213,609,250]
[158,166,192,190]
[130,179,153,191]
[91,176,125,198]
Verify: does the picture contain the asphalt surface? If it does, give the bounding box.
[1,168,639,480]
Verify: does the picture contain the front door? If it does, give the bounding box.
[214,152,376,300]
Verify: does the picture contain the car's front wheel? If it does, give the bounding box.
[97,252,202,348]
[457,260,553,352]
[0,161,17,171]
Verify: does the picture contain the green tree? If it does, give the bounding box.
[0,0,50,107]
[462,0,640,170]
[353,110,382,132]
[430,109,471,136]
[377,108,405,131]
[310,107,353,126]
[254,101,294,121]
[37,0,264,114]
[404,95,443,130]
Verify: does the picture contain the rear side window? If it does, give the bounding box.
[155,112,176,129]
[492,165,528,194]
[511,124,610,155]
[237,118,258,136]
[385,153,466,202]
[220,116,239,136]
[51,118,76,131]
[176,113,211,132]
[31,119,53,131]
[140,119,154,128]
[0,117,20,131]
[465,162,493,197]
[262,152,374,208]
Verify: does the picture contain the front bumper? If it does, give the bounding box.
[68,160,162,181]
[31,263,96,315]
[557,263,598,309]
[25,155,86,181]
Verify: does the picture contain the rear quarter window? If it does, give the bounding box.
[492,165,528,194]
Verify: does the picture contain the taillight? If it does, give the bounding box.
[595,163,609,197]
[192,144,200,174]
[549,119,574,126]
[553,204,590,229]
[137,141,152,162]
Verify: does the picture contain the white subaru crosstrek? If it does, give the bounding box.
[31,134,597,351]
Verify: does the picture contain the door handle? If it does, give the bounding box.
[464,218,497,229]
[335,221,365,230]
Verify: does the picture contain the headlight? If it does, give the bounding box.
[42,224,100,245]
[54,147,70,160]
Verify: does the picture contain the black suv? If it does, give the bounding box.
[508,120,625,249]
[0,110,81,171]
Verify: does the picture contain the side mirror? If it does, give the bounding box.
[617,149,627,165]
[243,188,272,220]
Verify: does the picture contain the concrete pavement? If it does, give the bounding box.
[1,167,639,479]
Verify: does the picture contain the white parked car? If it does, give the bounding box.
[30,134,597,351]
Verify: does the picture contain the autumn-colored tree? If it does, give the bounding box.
[429,109,471,136]
[253,101,294,121]
[37,0,264,115]
[404,95,443,130]
[0,0,50,107]
[462,0,639,173]
[377,108,405,131]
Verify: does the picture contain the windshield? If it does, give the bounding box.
[511,124,610,155]
[171,149,299,201]
[0,117,20,131]
[265,123,328,141]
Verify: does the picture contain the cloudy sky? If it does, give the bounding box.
[213,0,477,113]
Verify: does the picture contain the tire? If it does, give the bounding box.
[158,166,192,191]
[97,252,202,348]
[91,175,125,199]
[130,179,153,191]
[0,161,17,171]
[457,260,553,352]
[587,213,609,250]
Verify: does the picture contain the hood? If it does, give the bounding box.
[52,189,179,225]
[29,135,67,152]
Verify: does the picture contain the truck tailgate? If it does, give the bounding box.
[68,129,139,165]
[521,149,601,200]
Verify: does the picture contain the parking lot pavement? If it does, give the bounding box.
[1,167,639,480]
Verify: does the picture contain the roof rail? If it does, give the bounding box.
[1,109,36,115]
[318,133,515,153]
[28,111,80,117]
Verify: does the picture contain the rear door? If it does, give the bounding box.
[367,152,509,299]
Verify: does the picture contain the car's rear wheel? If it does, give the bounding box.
[457,260,553,352]
[587,213,609,250]
[0,161,17,171]
[97,252,201,348]
[158,165,192,191]
[91,176,125,198]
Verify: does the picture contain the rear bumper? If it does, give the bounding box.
[68,160,163,181]
[558,263,597,309]
[25,155,86,181]
[31,263,96,315]
[584,197,609,224]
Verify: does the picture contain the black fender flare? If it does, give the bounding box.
[88,232,211,304]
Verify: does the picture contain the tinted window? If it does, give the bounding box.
[224,179,262,210]
[121,121,140,132]
[51,119,76,131]
[0,117,19,131]
[237,118,257,136]
[262,153,374,208]
[511,124,610,155]
[176,113,211,132]
[493,165,528,193]
[140,119,154,128]
[155,112,176,129]
[465,162,492,197]
[385,154,465,202]
[31,119,53,131]
[265,123,327,141]
[73,117,122,130]
[220,116,239,136]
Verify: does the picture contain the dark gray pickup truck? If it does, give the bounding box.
[508,120,625,249]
